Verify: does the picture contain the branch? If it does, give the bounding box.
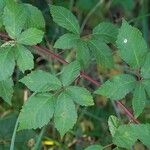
[0,31,139,124]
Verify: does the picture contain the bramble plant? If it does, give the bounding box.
[0,0,150,150]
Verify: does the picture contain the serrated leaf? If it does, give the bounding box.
[95,74,136,100]
[142,79,150,97]
[113,124,150,149]
[20,70,62,92]
[18,93,54,130]
[108,115,121,137]
[88,39,114,68]
[3,0,27,39]
[132,82,146,117]
[17,28,44,46]
[92,22,118,43]
[141,53,150,79]
[84,145,103,150]
[60,61,80,86]
[15,45,34,73]
[0,78,14,105]
[54,92,77,137]
[54,33,79,49]
[66,86,94,106]
[50,5,80,34]
[75,40,91,68]
[116,19,148,68]
[0,47,15,81]
[23,4,45,30]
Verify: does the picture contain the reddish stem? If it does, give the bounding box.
[0,32,139,124]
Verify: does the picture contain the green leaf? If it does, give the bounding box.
[92,22,118,43]
[0,0,5,28]
[75,40,91,68]
[18,93,54,130]
[113,124,150,149]
[17,28,44,46]
[20,70,62,92]
[0,47,15,81]
[15,45,34,73]
[66,86,94,106]
[84,145,103,150]
[95,74,136,100]
[88,39,114,68]
[60,61,80,86]
[54,33,79,49]
[108,115,121,137]
[116,19,148,68]
[23,4,45,30]
[54,92,77,137]
[132,82,146,117]
[141,53,150,79]
[0,78,14,105]
[50,5,80,34]
[3,0,27,38]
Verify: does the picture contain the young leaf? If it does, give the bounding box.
[60,61,80,86]
[75,40,91,68]
[54,92,77,137]
[84,145,103,150]
[141,53,150,79]
[113,124,150,149]
[17,28,44,46]
[95,74,136,100]
[66,86,94,106]
[23,4,45,30]
[54,33,79,49]
[3,0,27,38]
[132,82,146,117]
[92,22,118,43]
[88,39,114,68]
[0,47,15,81]
[108,115,121,137]
[20,70,62,92]
[18,93,55,130]
[15,45,34,73]
[116,19,148,68]
[0,78,14,105]
[50,5,80,34]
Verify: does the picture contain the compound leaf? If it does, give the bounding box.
[95,74,136,100]
[50,5,80,34]
[18,93,55,130]
[116,19,148,68]
[54,92,77,137]
[20,70,62,92]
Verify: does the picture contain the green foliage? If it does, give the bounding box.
[95,74,136,100]
[50,5,80,34]
[18,93,55,130]
[116,19,148,68]
[113,124,150,149]
[84,144,103,150]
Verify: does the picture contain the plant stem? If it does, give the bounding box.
[0,31,139,124]
[10,117,19,150]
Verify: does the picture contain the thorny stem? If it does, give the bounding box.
[0,31,139,124]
